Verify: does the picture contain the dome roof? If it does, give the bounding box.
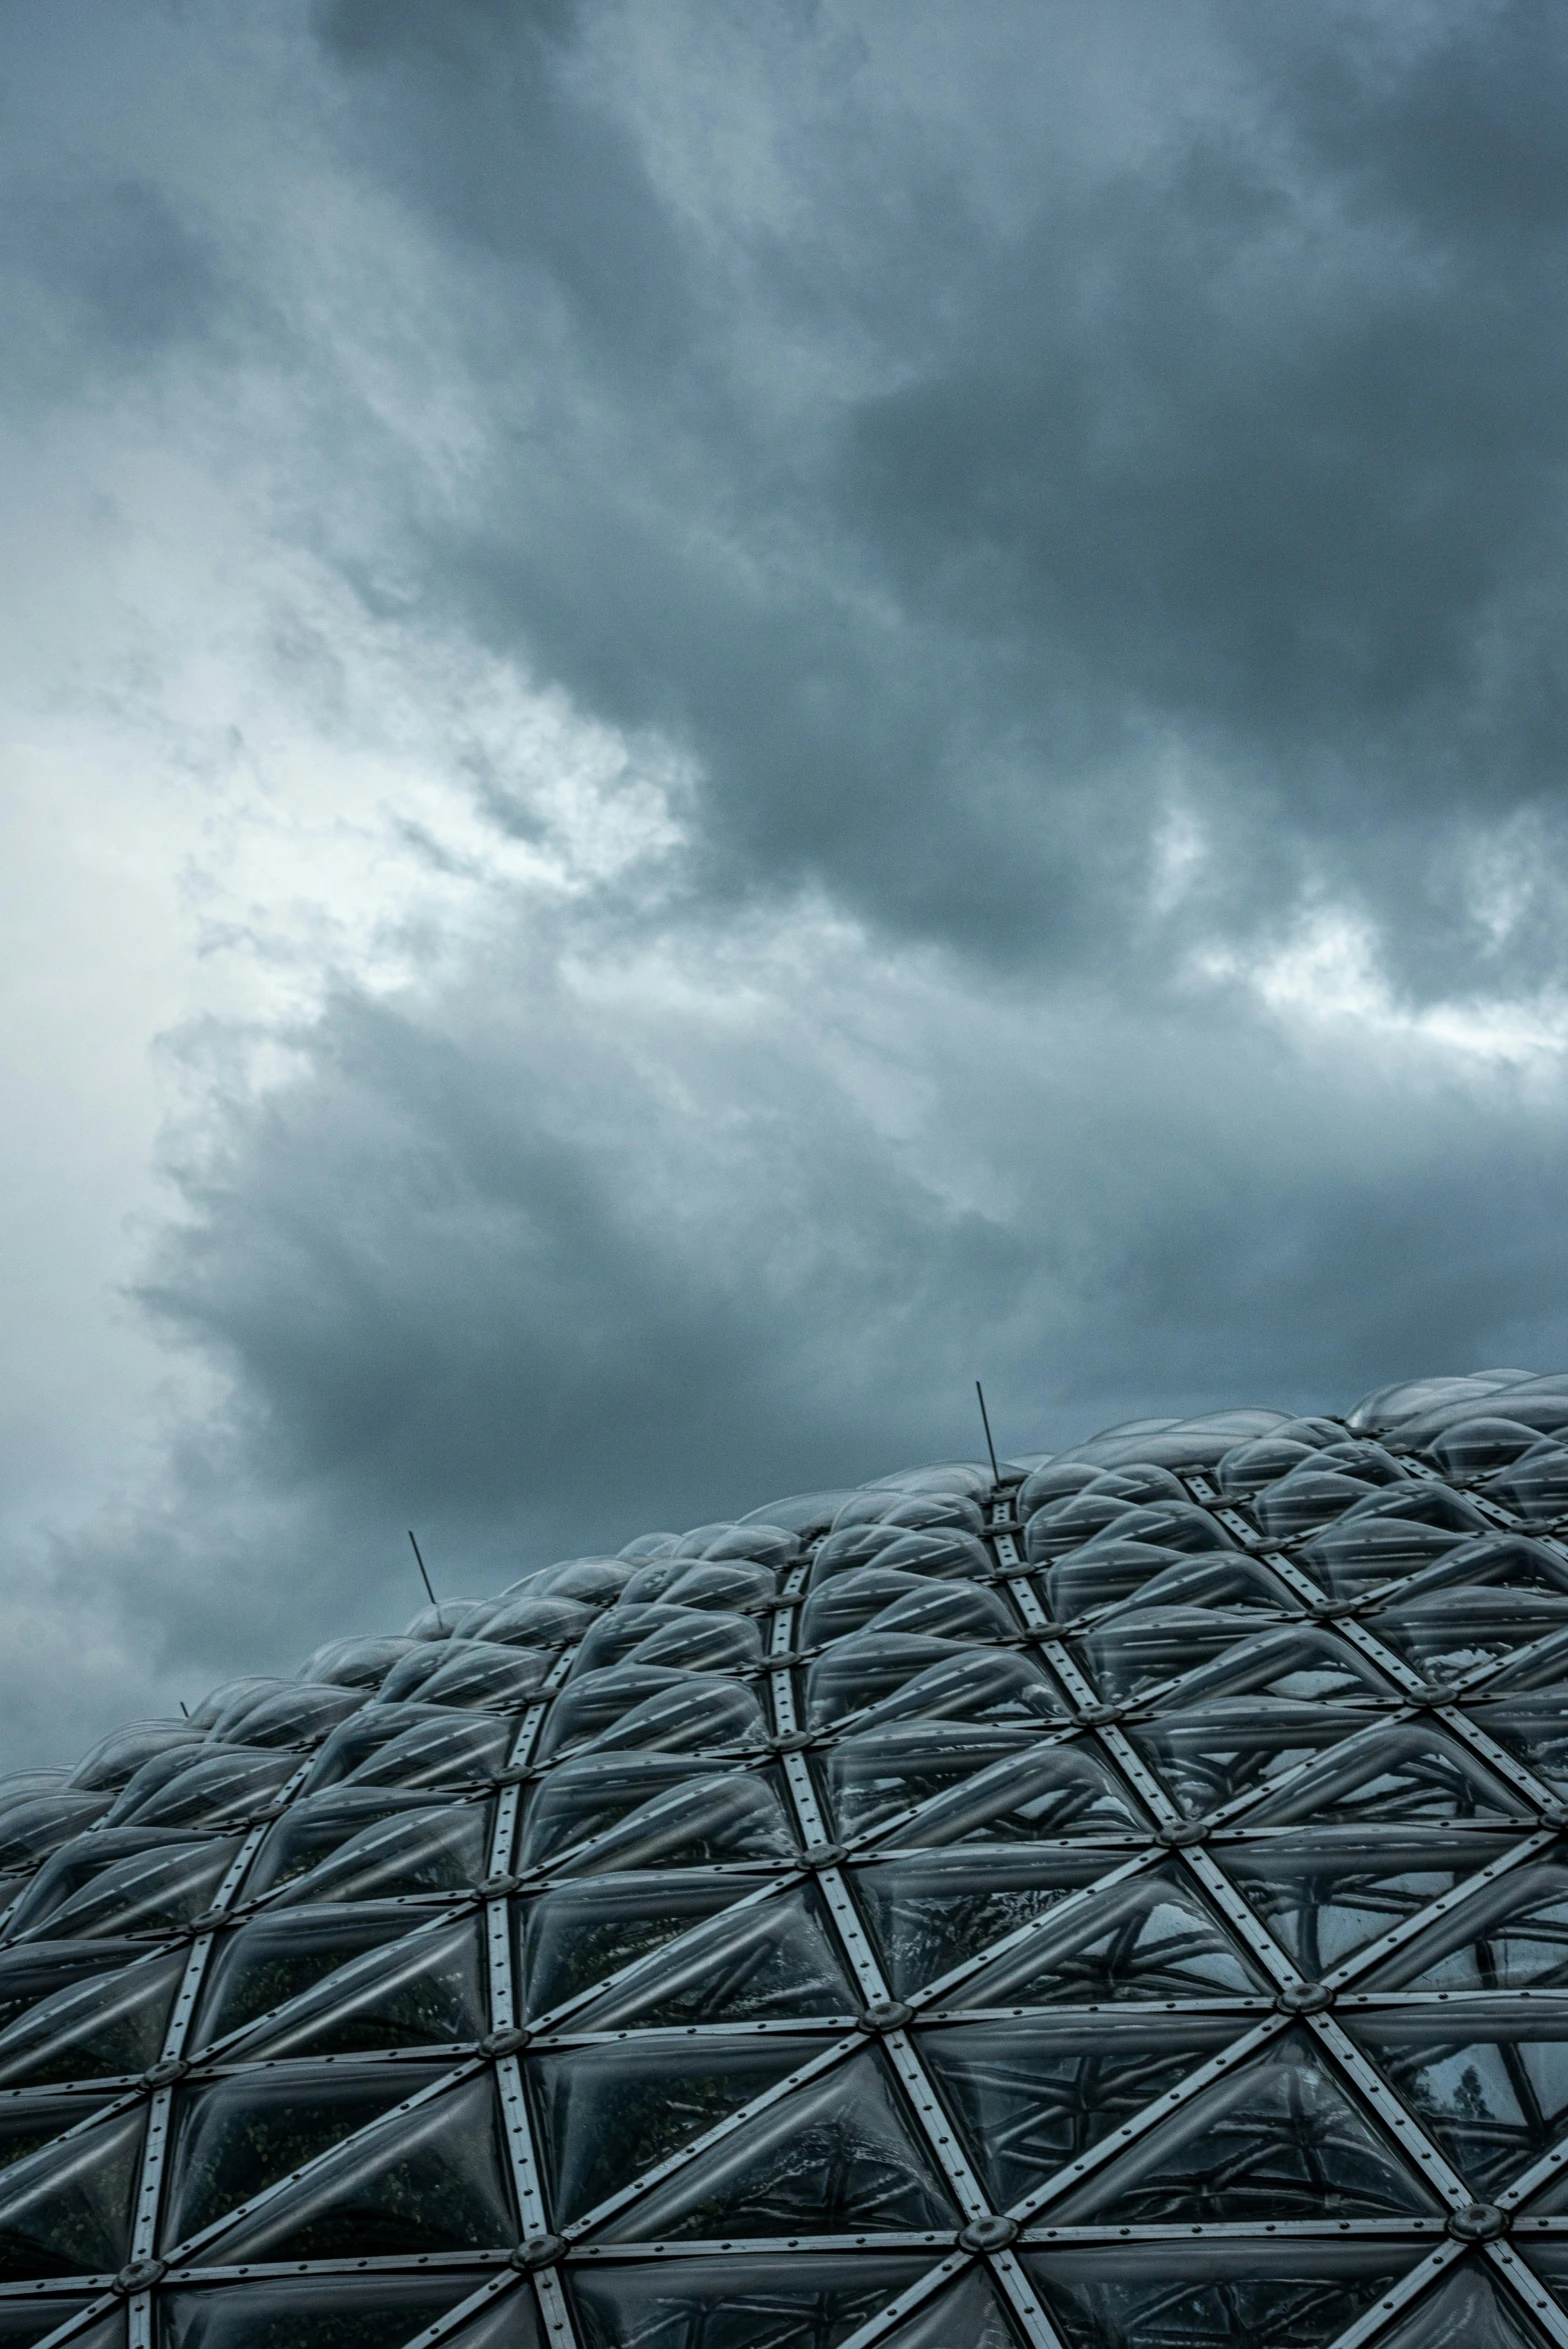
[4,1382,1568,2347]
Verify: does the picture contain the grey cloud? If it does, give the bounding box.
[285,0,1568,1000]
[5,0,1568,1772]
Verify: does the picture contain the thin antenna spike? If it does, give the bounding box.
[975,1380,1001,1484]
[408,1529,438,1607]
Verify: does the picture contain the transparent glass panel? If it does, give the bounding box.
[531,2033,821,2223]
[590,2044,957,2240]
[160,2275,476,2349]
[807,1639,1062,1733]
[1221,1826,1506,1977]
[0,1948,185,2088]
[1048,2029,1441,2222]
[855,1845,1130,1998]
[520,1871,782,2019]
[829,1726,1144,1843]
[564,1885,856,2030]
[191,2071,513,2263]
[922,2011,1252,2207]
[567,2254,933,2349]
[947,1861,1268,2006]
[1352,2001,1568,2195]
[0,2103,143,2278]
[162,2060,443,2248]
[536,1670,761,1763]
[5,1831,241,1943]
[1023,2241,1419,2349]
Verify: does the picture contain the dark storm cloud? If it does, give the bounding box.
[304,0,1568,990]
[6,0,1568,1767]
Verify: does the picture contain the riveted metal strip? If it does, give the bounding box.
[1484,2240,1568,2346]
[158,2059,484,2269]
[401,2269,522,2349]
[1324,1830,1556,1991]
[1301,2014,1471,2207]
[1316,2243,1465,2349]
[1008,2016,1290,2223]
[495,2048,552,2244]
[906,1849,1162,2013]
[879,2028,989,2220]
[561,2036,858,2240]
[1177,1845,1299,1985]
[990,2249,1071,2349]
[789,2254,970,2349]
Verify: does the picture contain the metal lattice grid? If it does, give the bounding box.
[4,1374,1568,2343]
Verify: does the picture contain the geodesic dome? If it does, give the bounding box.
[7,1373,1568,2347]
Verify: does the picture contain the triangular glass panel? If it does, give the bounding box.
[192,1903,446,2049]
[941,1861,1268,2006]
[1023,2238,1429,2349]
[1092,1552,1298,1620]
[416,2280,545,2349]
[190,2070,513,2264]
[31,2313,125,2349]
[1127,1699,1371,1820]
[1470,1693,1568,1787]
[535,1668,761,1762]
[548,1770,798,1875]
[1351,2003,1568,2198]
[872,2270,1022,2349]
[921,2011,1251,2208]
[1047,1537,1208,1619]
[1371,2265,1558,2349]
[1078,1601,1214,1689]
[0,2092,118,2177]
[1050,2030,1443,2222]
[1243,1725,1535,1828]
[204,1915,485,2060]
[569,1605,761,1679]
[243,1787,488,1899]
[1398,1536,1568,1606]
[1160,1624,1394,1708]
[8,1835,243,1944]
[160,2270,480,2349]
[808,1638,1062,1731]
[0,2104,143,2278]
[855,1846,1128,1998]
[1366,1859,1568,1991]
[564,1884,856,2029]
[836,1726,1145,1844]
[520,1869,778,2019]
[1368,1591,1568,1689]
[591,2044,959,2239]
[268,1803,490,1905]
[1300,1491,1492,1598]
[0,1949,185,2088]
[105,1747,298,1832]
[517,1754,771,1869]
[567,2252,934,2349]
[161,2058,444,2250]
[1221,1826,1507,1978]
[1477,1631,1568,1694]
[0,1945,149,2040]
[530,2032,833,2224]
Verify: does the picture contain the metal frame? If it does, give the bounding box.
[10,1418,1568,2347]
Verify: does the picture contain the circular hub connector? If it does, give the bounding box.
[1274,1983,1334,2014]
[114,2261,167,2295]
[858,1998,914,2033]
[510,2235,566,2270]
[1447,2203,1508,2242]
[958,2216,1019,2254]
[480,2026,533,2059]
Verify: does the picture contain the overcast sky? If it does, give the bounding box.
[3,0,1568,1768]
